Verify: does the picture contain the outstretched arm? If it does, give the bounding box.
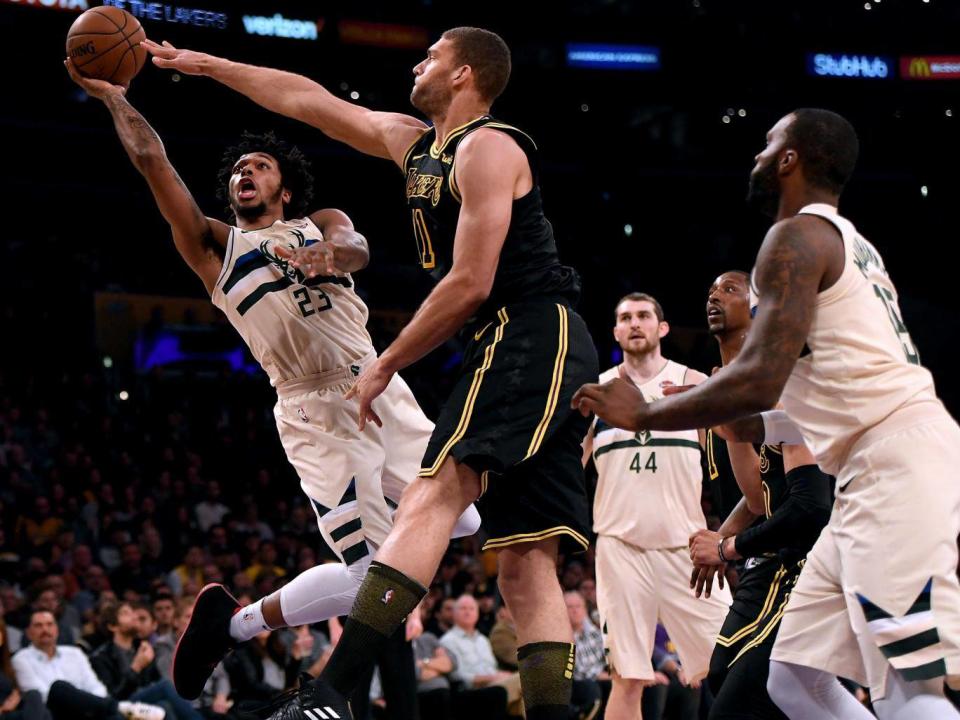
[142,40,427,166]
[345,129,523,429]
[574,215,838,431]
[66,60,227,293]
[276,208,370,276]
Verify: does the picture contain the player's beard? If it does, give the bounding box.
[746,158,780,218]
[411,78,453,117]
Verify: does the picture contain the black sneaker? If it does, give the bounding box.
[263,675,352,720]
[172,583,240,700]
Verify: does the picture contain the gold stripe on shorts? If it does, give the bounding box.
[482,525,589,552]
[524,304,569,459]
[716,565,786,647]
[728,593,792,667]
[418,308,510,478]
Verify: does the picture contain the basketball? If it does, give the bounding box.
[66,6,146,86]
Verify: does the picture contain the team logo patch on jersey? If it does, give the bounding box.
[635,429,652,445]
[350,365,360,376]
[259,229,308,282]
[381,589,394,605]
[298,407,309,423]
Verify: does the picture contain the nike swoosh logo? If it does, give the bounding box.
[473,322,492,341]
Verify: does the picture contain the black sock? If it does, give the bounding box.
[319,561,426,697]
[517,641,575,720]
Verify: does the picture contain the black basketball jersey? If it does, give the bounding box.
[758,443,787,519]
[401,115,581,320]
[704,428,744,522]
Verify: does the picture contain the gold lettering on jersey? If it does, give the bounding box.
[441,153,453,165]
[405,168,444,207]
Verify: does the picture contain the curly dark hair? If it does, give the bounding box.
[217,131,315,220]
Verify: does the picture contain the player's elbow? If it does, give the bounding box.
[745,495,766,516]
[131,147,166,174]
[453,274,492,310]
[355,237,371,270]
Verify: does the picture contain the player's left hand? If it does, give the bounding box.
[572,377,646,431]
[275,240,336,278]
[344,359,390,431]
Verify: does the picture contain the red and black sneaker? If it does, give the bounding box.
[172,583,240,700]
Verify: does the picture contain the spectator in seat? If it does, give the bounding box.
[12,610,163,720]
[440,595,519,720]
[565,590,607,720]
[90,602,202,720]
[1,615,51,720]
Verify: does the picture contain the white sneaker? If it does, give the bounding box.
[118,701,166,720]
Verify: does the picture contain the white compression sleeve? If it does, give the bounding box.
[767,661,874,720]
[761,410,807,446]
[277,554,371,628]
[452,503,481,538]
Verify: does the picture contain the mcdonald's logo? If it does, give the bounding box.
[901,55,960,80]
[909,58,930,77]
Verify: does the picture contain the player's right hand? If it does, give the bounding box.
[142,39,211,75]
[64,58,126,100]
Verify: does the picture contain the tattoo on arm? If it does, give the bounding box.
[736,219,825,402]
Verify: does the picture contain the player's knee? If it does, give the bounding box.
[767,660,803,713]
[614,676,644,698]
[496,562,527,606]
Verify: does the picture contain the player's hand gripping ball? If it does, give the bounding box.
[66,6,147,87]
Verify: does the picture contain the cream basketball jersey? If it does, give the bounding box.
[750,204,940,476]
[211,217,374,386]
[592,361,706,549]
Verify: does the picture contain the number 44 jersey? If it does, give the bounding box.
[211,217,374,386]
[590,361,706,550]
[750,203,941,477]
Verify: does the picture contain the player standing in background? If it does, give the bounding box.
[575,108,960,719]
[63,59,480,714]
[581,292,729,720]
[143,26,599,720]
[686,271,833,719]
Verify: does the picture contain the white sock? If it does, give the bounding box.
[874,667,960,720]
[767,660,874,720]
[229,597,270,642]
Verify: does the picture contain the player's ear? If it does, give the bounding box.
[658,321,670,339]
[779,149,798,176]
[452,64,470,86]
[281,188,292,205]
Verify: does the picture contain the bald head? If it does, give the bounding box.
[453,594,480,632]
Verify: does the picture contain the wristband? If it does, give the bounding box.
[761,410,806,445]
[717,537,730,563]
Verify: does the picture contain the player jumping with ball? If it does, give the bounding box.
[64,57,480,711]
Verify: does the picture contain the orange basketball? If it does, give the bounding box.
[66,6,147,86]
